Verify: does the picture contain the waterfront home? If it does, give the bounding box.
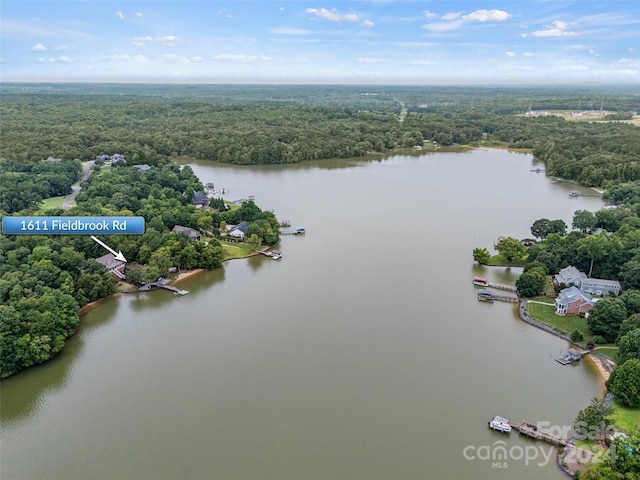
[229,221,249,239]
[95,253,126,280]
[192,191,210,209]
[172,225,201,242]
[555,286,594,316]
[554,265,586,288]
[554,265,621,296]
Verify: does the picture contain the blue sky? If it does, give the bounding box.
[1,1,638,84]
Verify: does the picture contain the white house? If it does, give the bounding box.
[228,221,249,239]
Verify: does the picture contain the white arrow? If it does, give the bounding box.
[91,235,127,263]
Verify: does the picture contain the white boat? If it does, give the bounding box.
[488,416,512,433]
[271,252,282,260]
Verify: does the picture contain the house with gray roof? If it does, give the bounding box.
[95,253,125,280]
[554,265,586,288]
[172,225,201,241]
[555,286,594,316]
[580,278,621,296]
[132,164,151,173]
[192,191,210,209]
[554,265,621,296]
[229,221,250,239]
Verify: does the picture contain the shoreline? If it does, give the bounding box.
[171,268,206,285]
[78,293,123,315]
[517,301,615,393]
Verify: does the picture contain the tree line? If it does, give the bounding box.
[1,87,638,189]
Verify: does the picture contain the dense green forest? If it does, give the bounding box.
[0,160,280,377]
[0,159,82,212]
[1,84,639,187]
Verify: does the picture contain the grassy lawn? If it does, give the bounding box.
[221,241,254,260]
[526,300,591,336]
[38,195,66,212]
[486,254,527,267]
[609,401,640,434]
[593,347,619,360]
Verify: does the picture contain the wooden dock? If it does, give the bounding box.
[508,420,569,447]
[479,293,519,303]
[138,279,189,296]
[157,284,189,296]
[487,282,518,292]
[569,190,602,198]
[279,226,305,235]
[489,416,569,447]
[477,288,519,303]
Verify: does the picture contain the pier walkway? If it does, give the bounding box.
[279,226,305,235]
[487,282,518,292]
[138,278,189,296]
[508,420,570,447]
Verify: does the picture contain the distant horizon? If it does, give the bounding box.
[2,1,638,85]
[3,80,639,88]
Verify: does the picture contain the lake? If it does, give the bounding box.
[1,149,607,479]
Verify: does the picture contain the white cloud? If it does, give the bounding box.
[97,54,149,63]
[135,12,143,17]
[132,36,181,47]
[53,44,70,51]
[410,59,431,66]
[463,10,510,22]
[270,27,312,35]
[37,57,46,63]
[423,10,437,19]
[506,51,516,57]
[356,57,383,64]
[211,54,271,63]
[48,56,72,63]
[523,52,535,57]
[361,19,374,28]
[424,9,510,32]
[116,11,124,20]
[191,56,204,63]
[441,12,462,21]
[528,21,577,38]
[160,54,190,63]
[28,43,47,52]
[306,8,360,23]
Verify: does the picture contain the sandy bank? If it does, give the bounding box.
[78,293,123,315]
[171,268,206,285]
[584,353,616,394]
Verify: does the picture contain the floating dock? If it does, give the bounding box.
[555,348,591,365]
[255,250,282,260]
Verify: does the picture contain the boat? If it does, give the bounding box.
[477,288,494,301]
[488,416,512,433]
[271,252,282,260]
[473,276,490,286]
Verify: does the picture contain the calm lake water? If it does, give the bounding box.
[1,149,607,480]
